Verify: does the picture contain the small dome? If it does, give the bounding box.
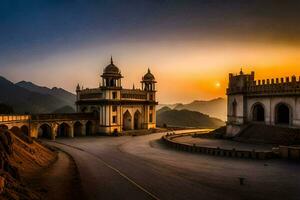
[103,57,120,74]
[143,68,155,81]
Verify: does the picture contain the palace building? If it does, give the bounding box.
[75,57,157,135]
[226,69,300,137]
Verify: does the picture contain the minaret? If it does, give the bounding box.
[99,57,123,134]
[141,68,157,129]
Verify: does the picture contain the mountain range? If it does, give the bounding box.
[0,76,226,126]
[0,76,76,114]
[16,81,76,110]
[157,97,226,121]
[156,106,225,128]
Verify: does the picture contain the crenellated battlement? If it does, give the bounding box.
[227,70,300,96]
[252,75,300,86]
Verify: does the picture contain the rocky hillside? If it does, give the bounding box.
[0,76,76,114]
[0,128,57,199]
[156,107,225,128]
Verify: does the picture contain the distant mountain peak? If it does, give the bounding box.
[0,76,14,84]
[156,108,225,128]
[159,97,226,121]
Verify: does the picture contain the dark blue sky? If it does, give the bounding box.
[2,0,300,63]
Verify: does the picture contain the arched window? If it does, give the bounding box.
[57,123,71,138]
[38,124,52,139]
[86,121,93,136]
[21,125,29,136]
[252,103,265,122]
[74,121,83,137]
[123,110,132,130]
[134,110,142,130]
[275,103,291,125]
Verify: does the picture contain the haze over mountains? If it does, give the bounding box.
[0,76,76,114]
[158,98,227,121]
[156,106,225,128]
[16,81,76,110]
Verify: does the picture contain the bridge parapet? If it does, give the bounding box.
[0,115,30,122]
[31,113,96,121]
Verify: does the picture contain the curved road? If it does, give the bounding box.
[47,130,300,200]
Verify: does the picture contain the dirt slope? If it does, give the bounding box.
[0,128,57,200]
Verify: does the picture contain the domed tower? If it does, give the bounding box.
[141,68,157,129]
[101,56,123,89]
[99,57,123,134]
[141,68,156,91]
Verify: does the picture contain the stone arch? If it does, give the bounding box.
[252,103,265,122]
[10,126,21,134]
[123,110,132,130]
[20,125,29,136]
[275,103,292,125]
[57,122,71,138]
[232,99,237,117]
[38,123,52,139]
[85,121,93,136]
[74,121,83,137]
[0,124,8,130]
[134,110,142,129]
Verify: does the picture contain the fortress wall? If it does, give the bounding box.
[227,71,300,137]
[227,94,245,124]
[247,98,271,124]
[296,98,300,126]
[270,97,296,125]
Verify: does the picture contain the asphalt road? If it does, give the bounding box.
[47,130,300,200]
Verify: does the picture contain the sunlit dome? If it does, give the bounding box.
[142,68,155,81]
[103,56,121,75]
[102,56,123,79]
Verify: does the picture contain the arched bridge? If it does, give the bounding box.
[0,113,97,140]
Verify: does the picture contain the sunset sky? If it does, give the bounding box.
[1,0,300,103]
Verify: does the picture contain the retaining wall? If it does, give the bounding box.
[162,133,274,160]
[278,146,300,160]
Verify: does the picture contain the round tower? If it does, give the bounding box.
[141,68,157,129]
[99,57,123,134]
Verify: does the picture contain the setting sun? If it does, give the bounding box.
[215,82,221,88]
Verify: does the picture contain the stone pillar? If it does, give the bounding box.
[51,124,58,140]
[131,114,134,130]
[82,123,86,136]
[30,123,39,138]
[69,124,74,138]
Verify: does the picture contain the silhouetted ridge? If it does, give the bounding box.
[156,108,224,128]
[0,76,75,114]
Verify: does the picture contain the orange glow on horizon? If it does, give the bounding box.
[5,40,300,104]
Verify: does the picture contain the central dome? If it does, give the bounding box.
[101,57,123,79]
[103,57,120,74]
